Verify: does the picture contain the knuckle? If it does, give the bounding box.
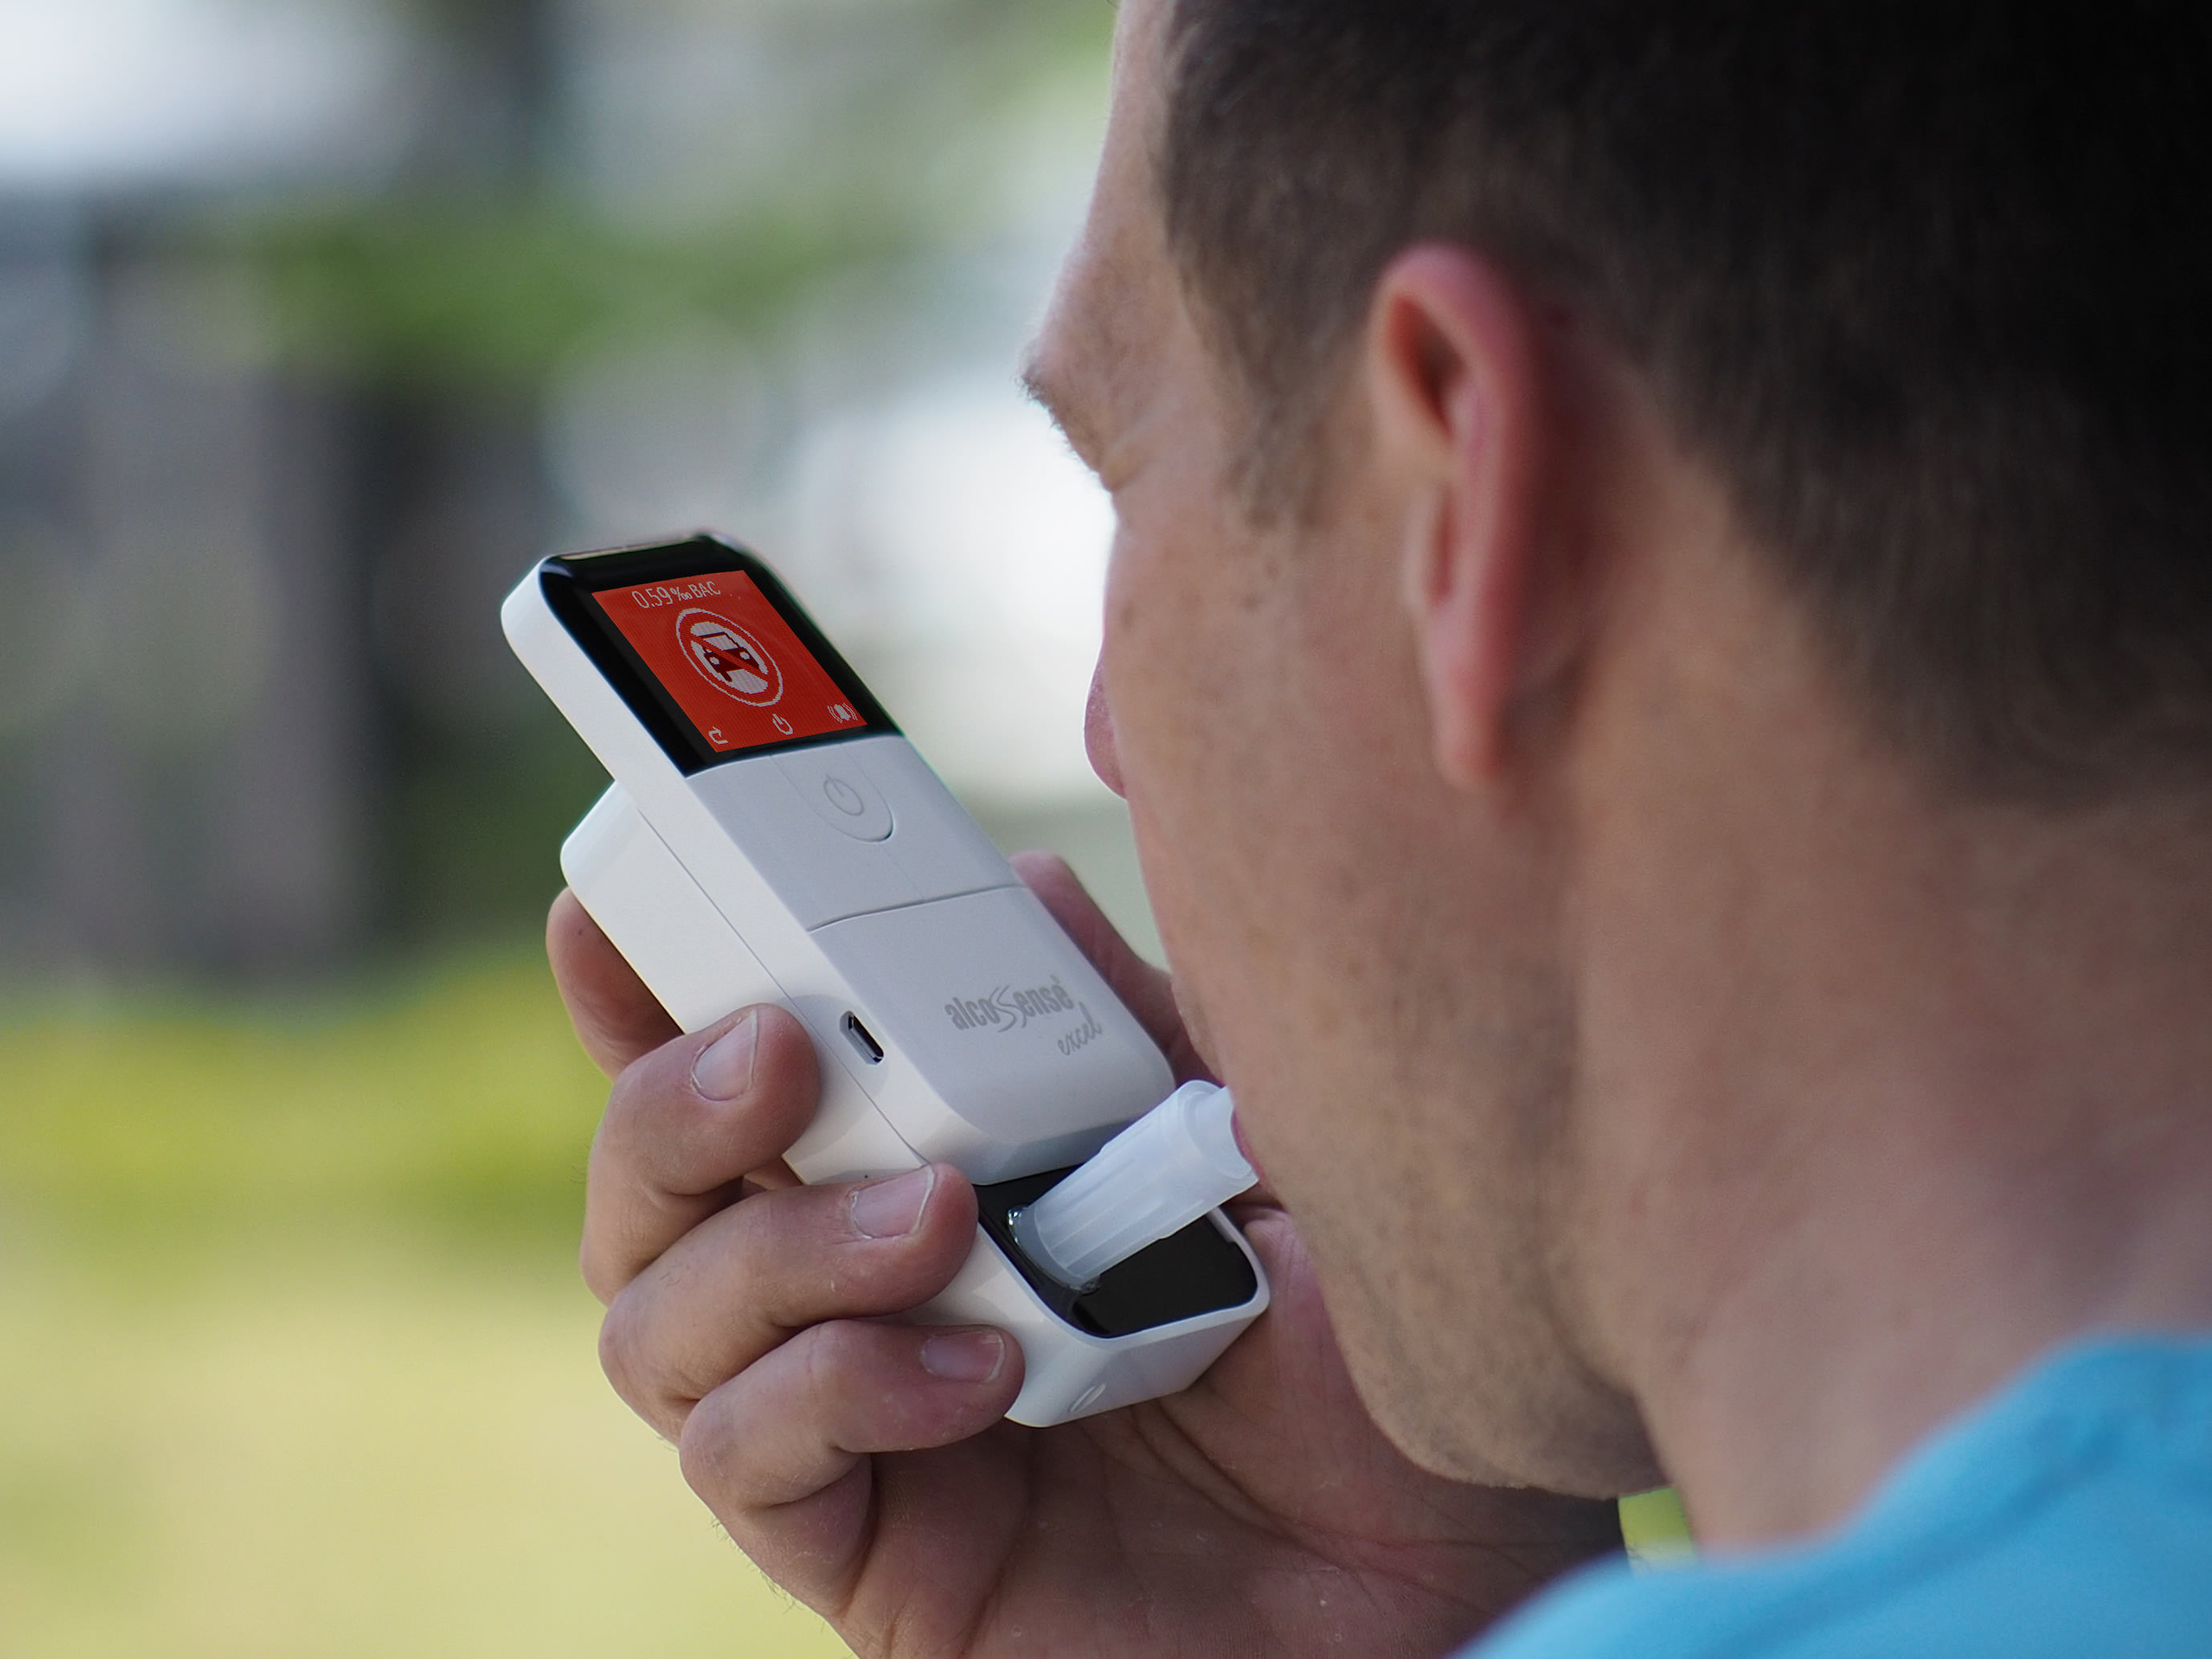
[802,1317,878,1385]
[608,1009,816,1157]
[762,1189,955,1321]
[596,1293,658,1417]
[676,1387,746,1497]
[579,1233,619,1305]
[601,1053,712,1185]
[746,1012,821,1111]
[604,1043,671,1128]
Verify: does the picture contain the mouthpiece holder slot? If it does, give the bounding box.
[978,1167,1259,1338]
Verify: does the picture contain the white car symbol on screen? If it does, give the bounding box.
[677,608,784,705]
[691,623,770,693]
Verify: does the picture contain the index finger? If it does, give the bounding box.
[582,1004,820,1301]
[548,888,681,1078]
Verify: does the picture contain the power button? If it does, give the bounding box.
[775,747,893,841]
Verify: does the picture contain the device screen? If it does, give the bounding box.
[541,538,895,771]
[591,571,867,756]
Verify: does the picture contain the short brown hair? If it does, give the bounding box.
[1161,1,2212,799]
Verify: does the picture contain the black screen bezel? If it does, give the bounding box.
[540,535,899,775]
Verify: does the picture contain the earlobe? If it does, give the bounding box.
[1368,246,1553,790]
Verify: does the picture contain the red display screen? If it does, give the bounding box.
[591,570,868,756]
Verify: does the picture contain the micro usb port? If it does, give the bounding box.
[841,1011,885,1064]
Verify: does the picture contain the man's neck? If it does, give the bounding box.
[1567,560,2212,1544]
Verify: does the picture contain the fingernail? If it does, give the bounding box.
[690,1010,759,1101]
[849,1166,937,1239]
[920,1329,1006,1384]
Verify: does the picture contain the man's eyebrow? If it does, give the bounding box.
[1021,356,1104,468]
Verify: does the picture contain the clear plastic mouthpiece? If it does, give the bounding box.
[1011,1080,1256,1289]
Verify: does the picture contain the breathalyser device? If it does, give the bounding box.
[502,534,1268,1425]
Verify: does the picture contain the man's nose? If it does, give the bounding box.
[1084,661,1125,799]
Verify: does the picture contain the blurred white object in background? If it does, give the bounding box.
[0,0,408,190]
[779,376,1113,803]
[544,316,777,541]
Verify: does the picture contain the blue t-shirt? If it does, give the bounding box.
[1472,1335,2212,1658]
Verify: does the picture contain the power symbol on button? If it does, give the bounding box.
[777,748,893,840]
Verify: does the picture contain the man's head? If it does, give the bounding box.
[1029,0,2212,1509]
[1159,0,2212,799]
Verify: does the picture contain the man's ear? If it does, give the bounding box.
[1365,246,1561,789]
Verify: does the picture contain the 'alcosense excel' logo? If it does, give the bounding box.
[944,978,1105,1057]
[945,977,1077,1034]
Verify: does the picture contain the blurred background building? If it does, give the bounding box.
[0,0,1141,985]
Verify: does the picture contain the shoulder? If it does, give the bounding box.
[1466,1336,2212,1659]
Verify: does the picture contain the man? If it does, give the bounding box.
[548,2,2212,1653]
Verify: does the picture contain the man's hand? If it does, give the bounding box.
[548,855,1621,1658]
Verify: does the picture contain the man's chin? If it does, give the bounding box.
[1334,1296,1664,1499]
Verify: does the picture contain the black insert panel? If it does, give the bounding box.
[975,1168,1260,1339]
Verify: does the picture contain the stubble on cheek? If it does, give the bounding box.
[1246,852,1653,1494]
[1100,504,1291,1072]
[1121,792,1228,1076]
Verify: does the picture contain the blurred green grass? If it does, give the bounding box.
[0,950,850,1659]
[0,951,604,1250]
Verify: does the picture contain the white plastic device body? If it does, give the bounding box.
[502,536,1268,1426]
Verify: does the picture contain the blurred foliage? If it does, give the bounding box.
[223,0,1118,393]
[242,200,914,392]
[383,711,612,944]
[0,951,608,1256]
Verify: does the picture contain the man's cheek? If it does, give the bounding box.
[1165,971,1221,1076]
